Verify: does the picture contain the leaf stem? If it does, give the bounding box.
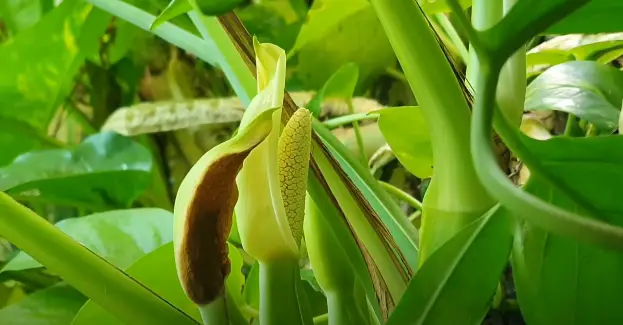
[0,193,197,325]
[198,297,228,325]
[378,181,422,211]
[347,99,368,165]
[323,113,378,130]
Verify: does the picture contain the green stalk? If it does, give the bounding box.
[326,291,368,325]
[370,0,495,263]
[468,0,525,127]
[378,181,423,211]
[0,193,197,325]
[259,259,306,325]
[347,99,368,165]
[323,113,378,130]
[306,175,382,322]
[198,297,228,325]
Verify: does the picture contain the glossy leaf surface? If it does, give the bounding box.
[2,208,173,272]
[0,132,153,210]
[525,61,623,130]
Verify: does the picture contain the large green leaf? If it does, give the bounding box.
[0,0,108,129]
[511,134,623,325]
[0,131,153,210]
[0,284,86,325]
[525,61,623,130]
[513,176,623,325]
[291,0,396,90]
[386,205,512,325]
[71,243,201,325]
[1,208,173,273]
[375,106,433,179]
[547,0,623,33]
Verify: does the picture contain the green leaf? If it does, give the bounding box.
[0,131,153,210]
[0,0,109,129]
[195,0,248,16]
[0,284,87,325]
[0,117,62,166]
[150,0,191,30]
[525,61,623,130]
[376,106,433,179]
[419,0,471,14]
[507,130,623,325]
[307,63,359,118]
[71,242,202,325]
[290,0,368,54]
[237,0,307,52]
[547,0,623,33]
[525,50,573,81]
[291,0,396,90]
[387,205,512,325]
[513,175,623,325]
[0,0,46,34]
[2,208,173,273]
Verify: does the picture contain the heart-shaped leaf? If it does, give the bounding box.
[525,61,623,130]
[0,131,153,210]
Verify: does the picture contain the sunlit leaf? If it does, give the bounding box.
[375,106,433,179]
[0,132,153,210]
[150,0,191,30]
[525,61,623,130]
[1,208,174,273]
[291,0,396,90]
[0,0,108,129]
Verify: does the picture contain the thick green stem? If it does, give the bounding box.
[370,0,495,262]
[259,259,307,325]
[326,291,368,325]
[467,0,526,127]
[0,193,197,325]
[198,297,228,325]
